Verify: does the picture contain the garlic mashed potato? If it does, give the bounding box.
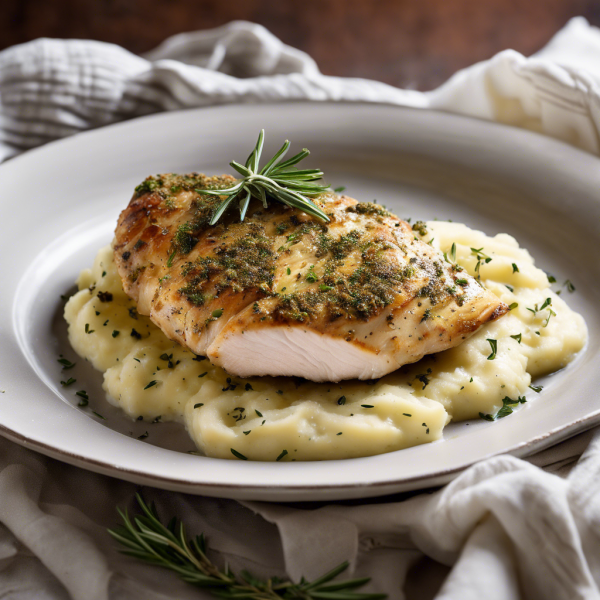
[65,222,587,461]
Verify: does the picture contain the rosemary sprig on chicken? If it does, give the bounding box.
[199,130,330,225]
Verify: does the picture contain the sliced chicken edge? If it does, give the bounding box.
[207,291,507,382]
[207,325,392,382]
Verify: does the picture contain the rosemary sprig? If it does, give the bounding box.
[108,493,385,600]
[200,130,331,225]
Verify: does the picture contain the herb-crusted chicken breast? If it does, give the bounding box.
[114,173,508,381]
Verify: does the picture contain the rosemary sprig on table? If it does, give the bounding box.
[108,494,385,600]
[200,130,331,225]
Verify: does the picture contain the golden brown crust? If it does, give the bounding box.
[114,173,508,376]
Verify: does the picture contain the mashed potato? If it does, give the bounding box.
[65,222,587,460]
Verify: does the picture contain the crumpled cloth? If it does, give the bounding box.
[1,16,600,600]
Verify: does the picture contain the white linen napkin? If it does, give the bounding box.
[1,17,600,600]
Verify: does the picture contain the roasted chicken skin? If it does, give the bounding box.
[114,173,508,381]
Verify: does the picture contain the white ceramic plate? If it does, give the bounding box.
[2,103,599,501]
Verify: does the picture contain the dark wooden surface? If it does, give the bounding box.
[3,0,600,90]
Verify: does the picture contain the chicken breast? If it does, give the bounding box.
[114,173,508,381]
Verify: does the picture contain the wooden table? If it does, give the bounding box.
[3,0,599,90]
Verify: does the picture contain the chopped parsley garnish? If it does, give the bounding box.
[131,329,142,340]
[361,404,374,408]
[198,372,208,378]
[305,265,318,283]
[194,403,204,409]
[456,278,468,286]
[528,297,552,315]
[75,390,89,406]
[92,411,106,420]
[166,249,177,268]
[255,409,263,417]
[412,221,428,236]
[212,308,223,318]
[84,323,94,334]
[544,308,556,327]
[231,448,248,460]
[334,186,346,193]
[60,377,76,387]
[286,267,291,275]
[138,431,149,440]
[512,263,519,273]
[231,407,245,422]
[245,383,253,391]
[144,380,158,390]
[565,280,576,293]
[450,242,456,262]
[319,284,333,292]
[152,415,162,423]
[222,378,237,391]
[243,431,251,435]
[486,339,497,360]
[547,273,557,284]
[505,284,514,292]
[527,298,554,326]
[403,413,412,417]
[497,396,526,418]
[529,384,543,393]
[508,303,518,310]
[112,330,120,338]
[415,373,430,390]
[337,396,346,405]
[276,449,288,461]
[57,358,76,370]
[97,291,113,303]
[159,353,175,368]
[480,395,527,421]
[470,247,492,278]
[510,333,522,344]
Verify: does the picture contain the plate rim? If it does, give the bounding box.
[2,100,599,500]
[1,407,598,499]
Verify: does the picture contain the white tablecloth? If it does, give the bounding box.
[1,17,600,600]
